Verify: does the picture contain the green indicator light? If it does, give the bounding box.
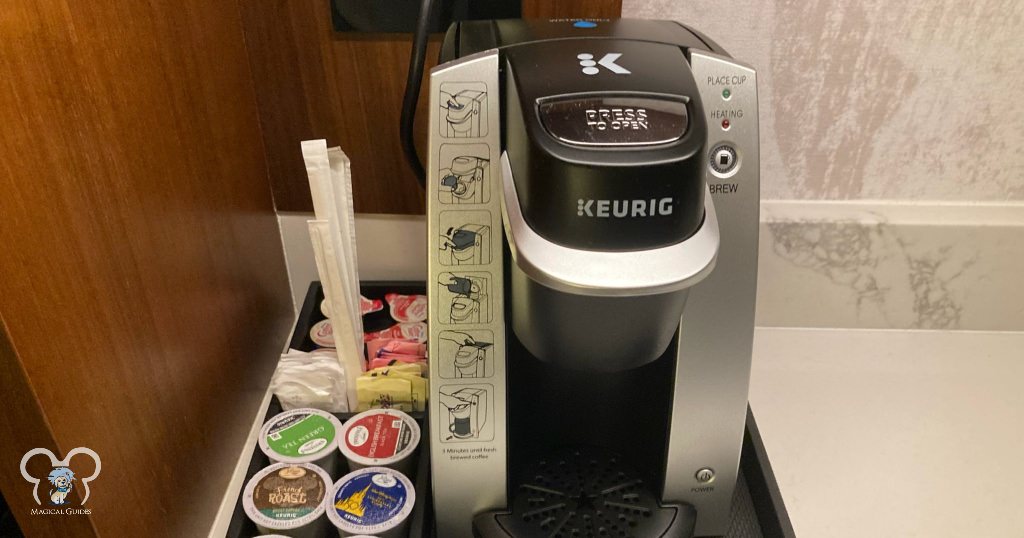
[722,88,731,99]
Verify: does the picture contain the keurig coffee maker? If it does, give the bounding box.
[425,19,759,538]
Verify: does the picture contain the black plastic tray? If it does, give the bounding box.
[226,281,793,538]
[730,407,795,538]
[226,281,431,538]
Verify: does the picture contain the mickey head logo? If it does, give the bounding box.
[20,447,102,506]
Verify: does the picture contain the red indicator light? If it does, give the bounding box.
[721,119,731,130]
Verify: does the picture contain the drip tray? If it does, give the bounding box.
[469,408,794,538]
[475,447,695,537]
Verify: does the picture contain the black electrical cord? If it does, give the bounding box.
[400,0,436,189]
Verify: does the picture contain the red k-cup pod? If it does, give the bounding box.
[339,408,420,477]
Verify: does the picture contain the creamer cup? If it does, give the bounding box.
[310,318,335,348]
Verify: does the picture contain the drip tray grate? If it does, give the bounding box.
[478,447,694,538]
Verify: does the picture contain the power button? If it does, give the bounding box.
[709,144,738,175]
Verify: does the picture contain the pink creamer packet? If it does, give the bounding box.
[363,322,428,343]
[380,339,427,357]
[377,351,427,363]
[365,338,428,361]
[369,356,428,370]
[385,293,428,323]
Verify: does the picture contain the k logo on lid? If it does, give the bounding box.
[20,447,101,506]
[577,53,631,75]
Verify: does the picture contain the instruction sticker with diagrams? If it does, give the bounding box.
[427,51,506,537]
[439,82,487,138]
[438,143,490,205]
[438,384,493,443]
[436,272,491,324]
[439,210,491,266]
[437,330,494,379]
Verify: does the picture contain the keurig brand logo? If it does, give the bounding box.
[577,198,674,218]
[577,53,631,75]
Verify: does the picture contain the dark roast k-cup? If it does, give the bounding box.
[243,462,332,537]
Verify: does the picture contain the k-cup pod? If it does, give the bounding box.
[339,409,420,476]
[326,467,415,538]
[260,408,343,477]
[243,462,331,537]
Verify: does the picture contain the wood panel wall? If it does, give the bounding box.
[0,2,292,536]
[241,0,623,214]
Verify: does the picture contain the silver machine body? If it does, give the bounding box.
[427,19,759,537]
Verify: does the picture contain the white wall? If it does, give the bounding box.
[277,212,427,312]
[625,0,1024,201]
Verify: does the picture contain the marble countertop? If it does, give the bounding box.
[750,328,1024,537]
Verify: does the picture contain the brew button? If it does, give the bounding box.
[696,468,715,483]
[709,144,737,174]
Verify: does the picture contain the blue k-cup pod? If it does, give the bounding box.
[326,466,415,537]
